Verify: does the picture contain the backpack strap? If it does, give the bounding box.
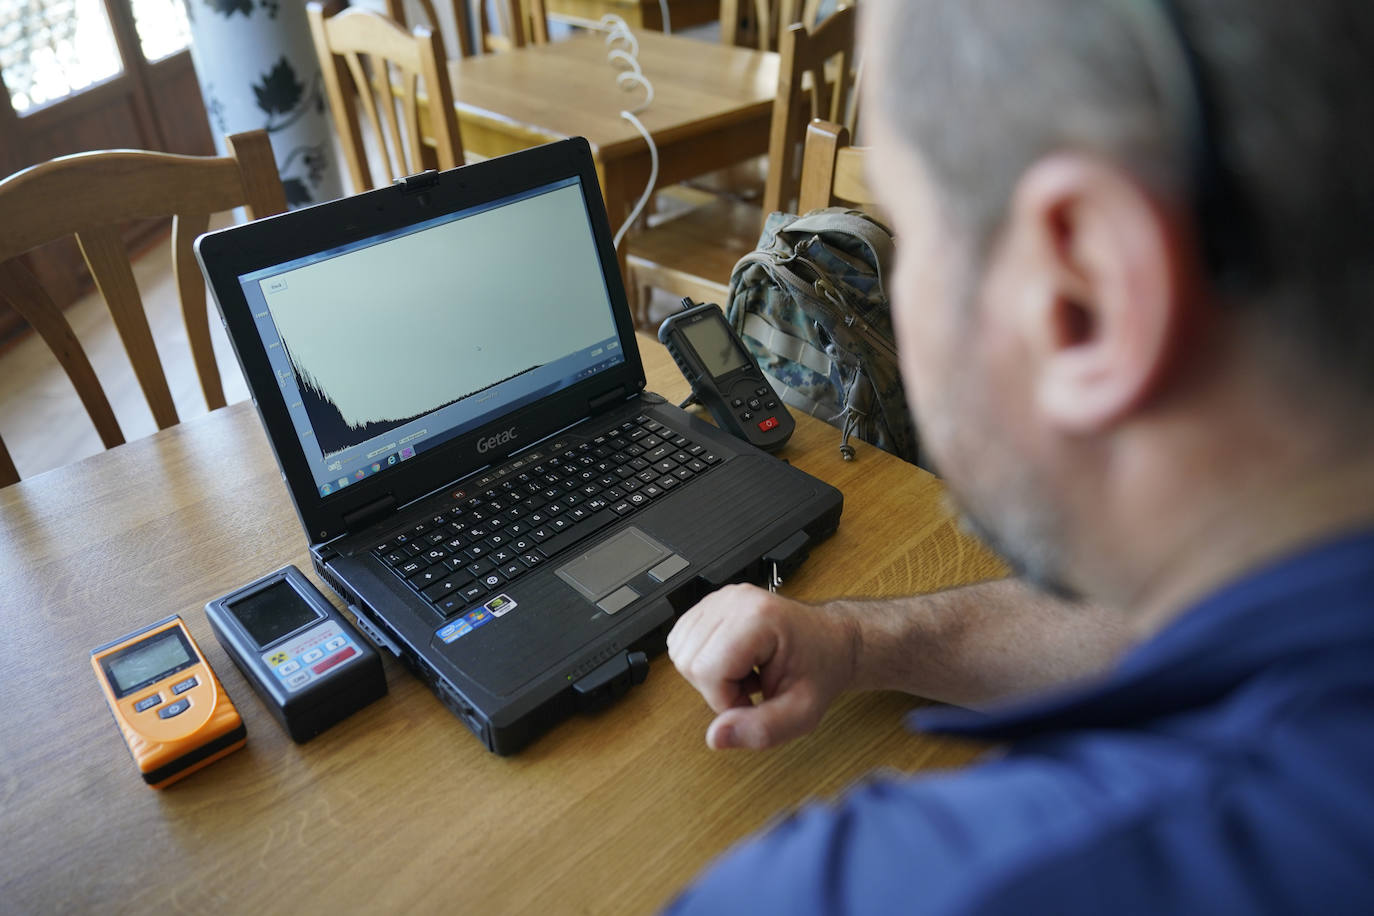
[740,312,833,379]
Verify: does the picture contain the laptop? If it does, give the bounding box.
[195,138,843,754]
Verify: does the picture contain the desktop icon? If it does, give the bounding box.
[338,478,349,488]
[386,454,399,466]
[321,484,333,495]
[400,446,415,460]
[371,462,382,473]
[354,469,366,480]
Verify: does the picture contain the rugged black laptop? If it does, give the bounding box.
[195,139,842,754]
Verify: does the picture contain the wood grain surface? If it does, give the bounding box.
[0,334,1004,914]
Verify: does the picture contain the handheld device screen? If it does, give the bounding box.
[105,629,195,697]
[227,580,321,648]
[681,316,749,378]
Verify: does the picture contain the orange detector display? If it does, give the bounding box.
[91,615,246,788]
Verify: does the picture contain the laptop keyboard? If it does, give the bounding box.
[371,415,721,619]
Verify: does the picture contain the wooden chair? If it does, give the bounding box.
[308,2,464,193]
[477,0,548,52]
[797,118,874,213]
[0,131,287,487]
[721,0,825,51]
[623,5,859,326]
[385,0,547,57]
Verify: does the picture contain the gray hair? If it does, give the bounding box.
[869,0,1374,391]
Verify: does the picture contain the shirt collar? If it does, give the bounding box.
[912,527,1374,741]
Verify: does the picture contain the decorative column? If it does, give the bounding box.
[184,0,345,206]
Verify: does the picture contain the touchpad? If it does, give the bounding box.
[557,527,669,602]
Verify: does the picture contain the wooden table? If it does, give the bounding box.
[544,0,720,31]
[448,31,778,236]
[0,335,1003,913]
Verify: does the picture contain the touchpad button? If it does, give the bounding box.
[557,527,669,601]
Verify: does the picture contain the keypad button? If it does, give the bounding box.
[134,694,163,713]
[172,676,198,695]
[158,699,191,719]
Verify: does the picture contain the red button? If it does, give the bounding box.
[312,646,356,675]
[757,416,779,432]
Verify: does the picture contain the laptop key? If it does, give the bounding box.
[466,558,495,577]
[411,566,446,587]
[500,561,524,579]
[460,582,487,602]
[538,508,616,557]
[611,501,634,516]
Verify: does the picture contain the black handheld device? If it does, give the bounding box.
[658,300,794,451]
[205,565,387,743]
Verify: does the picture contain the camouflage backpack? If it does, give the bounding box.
[726,208,920,465]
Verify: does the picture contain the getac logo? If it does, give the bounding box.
[477,427,518,454]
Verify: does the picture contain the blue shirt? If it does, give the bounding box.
[665,530,1374,914]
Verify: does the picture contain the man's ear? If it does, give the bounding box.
[1006,153,1202,433]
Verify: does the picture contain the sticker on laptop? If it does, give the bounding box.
[435,597,514,643]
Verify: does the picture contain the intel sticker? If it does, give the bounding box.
[436,619,473,644]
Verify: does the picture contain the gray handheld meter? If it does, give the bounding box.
[206,565,386,743]
[658,300,794,451]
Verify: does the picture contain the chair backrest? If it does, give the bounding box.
[479,0,548,53]
[308,2,464,193]
[386,0,548,56]
[721,0,828,52]
[763,3,859,214]
[798,119,874,212]
[0,130,287,487]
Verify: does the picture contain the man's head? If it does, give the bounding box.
[862,0,1374,603]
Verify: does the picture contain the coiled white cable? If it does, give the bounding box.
[598,15,661,251]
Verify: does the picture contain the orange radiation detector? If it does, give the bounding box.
[91,615,246,788]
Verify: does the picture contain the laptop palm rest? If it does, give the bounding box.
[557,527,685,614]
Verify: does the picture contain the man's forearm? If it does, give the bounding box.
[828,579,1134,709]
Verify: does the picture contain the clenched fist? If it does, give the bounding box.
[667,583,859,750]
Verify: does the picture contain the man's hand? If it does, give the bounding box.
[666,583,859,750]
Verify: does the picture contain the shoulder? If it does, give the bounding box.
[663,713,1374,915]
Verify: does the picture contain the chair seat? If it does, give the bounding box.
[624,196,766,325]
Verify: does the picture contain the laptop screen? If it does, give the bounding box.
[234,177,625,498]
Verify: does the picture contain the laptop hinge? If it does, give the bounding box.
[342,494,398,533]
[588,386,631,414]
